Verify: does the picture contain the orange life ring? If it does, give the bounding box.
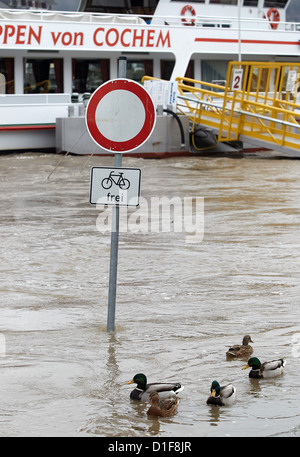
[267,8,280,30]
[181,4,196,26]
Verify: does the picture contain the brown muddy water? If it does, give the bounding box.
[0,151,299,437]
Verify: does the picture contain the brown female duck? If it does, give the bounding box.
[147,391,179,417]
[226,335,254,359]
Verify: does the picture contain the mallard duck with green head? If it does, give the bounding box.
[242,357,286,378]
[226,335,254,359]
[206,381,236,406]
[126,373,184,401]
[147,391,179,417]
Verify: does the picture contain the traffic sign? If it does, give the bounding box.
[85,78,156,153]
[90,166,141,206]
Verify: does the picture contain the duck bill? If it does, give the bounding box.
[211,389,217,397]
[126,379,134,384]
[242,363,250,370]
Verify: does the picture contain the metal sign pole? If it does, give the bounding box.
[107,57,126,332]
[107,152,122,332]
[87,57,153,331]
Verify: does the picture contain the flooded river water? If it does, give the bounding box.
[0,151,299,437]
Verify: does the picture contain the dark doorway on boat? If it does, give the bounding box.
[160,59,194,82]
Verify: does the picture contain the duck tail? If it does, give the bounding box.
[174,384,184,394]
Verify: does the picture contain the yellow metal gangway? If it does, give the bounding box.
[144,62,300,156]
[176,61,300,156]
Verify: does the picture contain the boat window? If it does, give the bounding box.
[209,1,238,5]
[82,0,159,14]
[17,1,50,8]
[171,1,205,3]
[24,59,63,94]
[243,1,258,6]
[264,1,288,8]
[0,58,14,94]
[126,60,153,83]
[72,59,110,93]
[202,60,228,85]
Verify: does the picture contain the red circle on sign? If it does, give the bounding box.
[85,79,156,152]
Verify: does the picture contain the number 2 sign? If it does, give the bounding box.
[232,69,244,91]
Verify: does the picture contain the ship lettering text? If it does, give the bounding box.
[0,23,171,50]
[0,24,42,45]
[93,27,171,48]
[51,31,84,46]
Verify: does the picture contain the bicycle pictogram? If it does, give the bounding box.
[101,171,130,190]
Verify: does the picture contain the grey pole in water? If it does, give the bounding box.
[107,57,127,332]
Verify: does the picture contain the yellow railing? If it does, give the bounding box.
[143,61,300,153]
[175,62,300,152]
[175,78,229,136]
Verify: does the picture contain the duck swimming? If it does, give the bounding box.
[126,373,184,401]
[206,381,236,406]
[147,391,179,417]
[226,335,254,359]
[242,357,286,378]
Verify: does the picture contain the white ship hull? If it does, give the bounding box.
[0,0,299,156]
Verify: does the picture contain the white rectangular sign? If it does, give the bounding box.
[90,167,141,206]
[143,80,178,111]
[286,70,298,92]
[232,69,243,91]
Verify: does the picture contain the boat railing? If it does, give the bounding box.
[142,61,300,155]
[0,92,71,130]
[0,9,299,31]
[174,67,300,154]
[0,93,70,104]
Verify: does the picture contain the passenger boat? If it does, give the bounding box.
[0,0,299,155]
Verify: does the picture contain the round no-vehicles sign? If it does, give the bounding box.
[85,78,156,153]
